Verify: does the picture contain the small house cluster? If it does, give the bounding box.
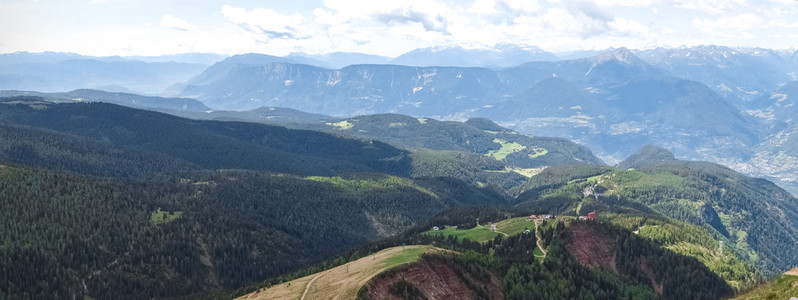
[528,214,553,220]
[579,211,598,220]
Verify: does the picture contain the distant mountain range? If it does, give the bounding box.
[3,45,798,196]
[635,46,798,103]
[176,48,759,159]
[390,44,558,68]
[0,52,212,94]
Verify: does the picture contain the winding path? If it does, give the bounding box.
[301,270,329,300]
[534,219,547,258]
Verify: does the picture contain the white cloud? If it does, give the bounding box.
[4,0,797,56]
[160,15,195,31]
[221,5,309,39]
[609,18,650,36]
[673,0,747,14]
[592,0,660,6]
[469,0,542,22]
[692,14,762,37]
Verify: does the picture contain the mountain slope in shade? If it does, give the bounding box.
[0,101,412,177]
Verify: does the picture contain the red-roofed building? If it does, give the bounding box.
[587,211,597,220]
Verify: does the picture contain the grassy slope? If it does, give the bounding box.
[239,246,444,300]
[422,216,535,243]
[304,175,438,198]
[486,139,527,161]
[733,273,798,300]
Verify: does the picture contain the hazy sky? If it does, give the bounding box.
[2,0,797,57]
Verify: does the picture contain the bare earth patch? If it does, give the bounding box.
[567,223,617,273]
[239,245,442,300]
[362,255,503,300]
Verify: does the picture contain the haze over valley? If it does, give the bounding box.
[2,1,798,299]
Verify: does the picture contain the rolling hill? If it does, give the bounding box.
[239,213,736,300]
[0,99,411,177]
[1,99,796,299]
[241,246,445,300]
[517,145,798,279]
[0,89,210,112]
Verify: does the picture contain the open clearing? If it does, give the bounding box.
[528,147,548,159]
[423,216,535,243]
[238,245,444,300]
[485,139,527,161]
[325,120,354,130]
[149,209,182,225]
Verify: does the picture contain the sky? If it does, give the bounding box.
[2,0,797,57]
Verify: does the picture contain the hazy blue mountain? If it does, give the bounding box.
[740,81,798,195]
[180,61,528,114]
[636,46,798,103]
[279,54,334,69]
[123,53,227,65]
[0,59,208,94]
[0,51,226,65]
[514,48,669,87]
[0,89,210,111]
[166,106,334,124]
[177,49,760,163]
[391,44,557,67]
[180,53,304,88]
[502,78,761,163]
[287,52,391,69]
[0,51,91,66]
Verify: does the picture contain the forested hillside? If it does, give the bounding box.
[1,100,796,299]
[0,165,505,299]
[516,146,798,279]
[0,100,411,177]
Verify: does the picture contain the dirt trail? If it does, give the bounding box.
[301,271,329,300]
[534,219,547,258]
